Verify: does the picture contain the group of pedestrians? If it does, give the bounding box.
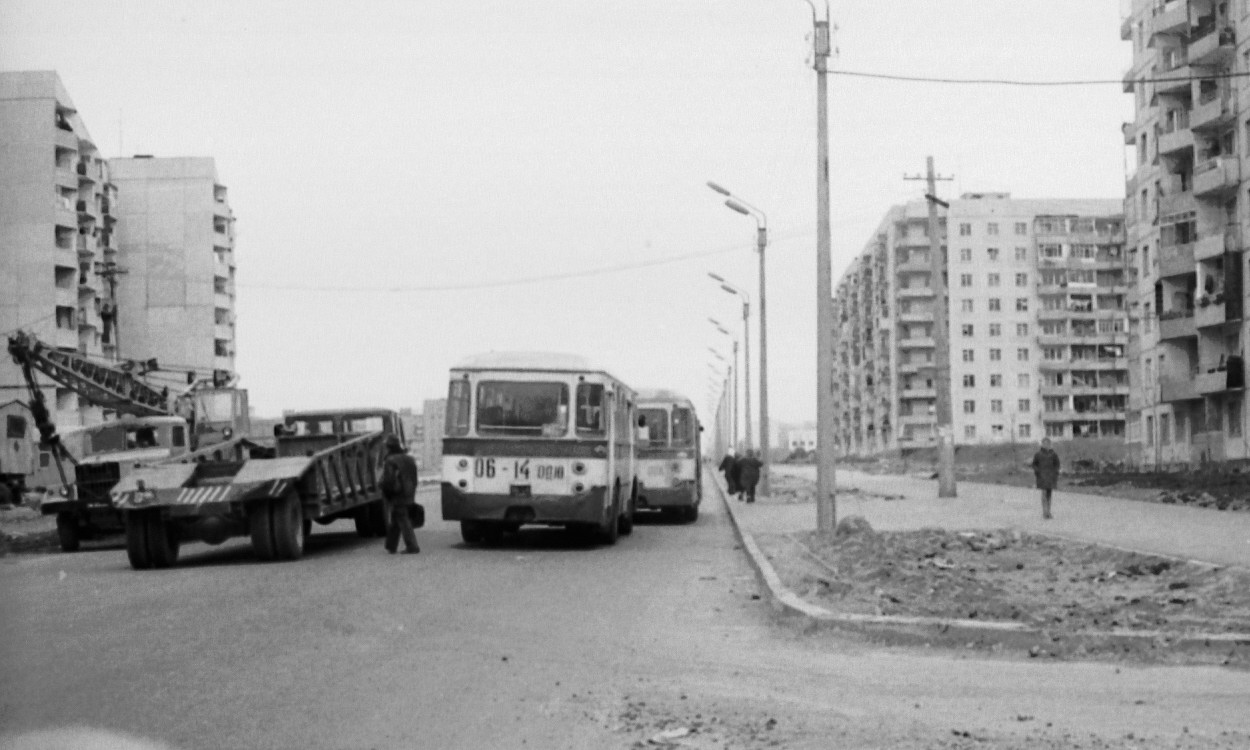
[717,450,763,503]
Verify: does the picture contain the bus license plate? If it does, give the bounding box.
[510,484,531,497]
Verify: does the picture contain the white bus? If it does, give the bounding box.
[441,352,639,545]
[635,389,702,522]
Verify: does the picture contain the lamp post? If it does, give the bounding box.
[709,273,751,451]
[709,318,738,452]
[708,182,771,494]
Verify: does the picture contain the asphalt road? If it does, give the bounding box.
[1,484,1248,749]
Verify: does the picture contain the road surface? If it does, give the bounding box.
[1,484,1247,749]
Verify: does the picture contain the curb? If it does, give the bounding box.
[713,475,1250,653]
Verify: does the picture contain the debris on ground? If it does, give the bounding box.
[761,474,902,505]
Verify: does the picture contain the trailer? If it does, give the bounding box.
[111,408,408,569]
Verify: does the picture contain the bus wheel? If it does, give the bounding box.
[146,513,180,569]
[460,520,484,544]
[618,506,634,536]
[249,501,277,561]
[599,491,620,546]
[125,512,152,570]
[368,500,389,537]
[271,494,306,561]
[55,512,81,553]
[481,523,505,545]
[685,505,699,524]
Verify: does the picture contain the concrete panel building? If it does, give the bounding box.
[1122,0,1248,467]
[0,71,119,427]
[109,156,237,381]
[833,194,1128,456]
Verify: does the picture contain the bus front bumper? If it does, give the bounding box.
[441,483,607,525]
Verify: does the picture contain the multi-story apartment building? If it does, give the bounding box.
[833,195,1129,456]
[1122,0,1248,466]
[109,156,238,381]
[0,71,120,427]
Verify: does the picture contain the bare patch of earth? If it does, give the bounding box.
[0,501,58,554]
[759,472,902,505]
[757,524,1250,666]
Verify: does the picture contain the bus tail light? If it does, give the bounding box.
[572,461,586,475]
[573,482,585,493]
[457,458,469,471]
[458,479,468,488]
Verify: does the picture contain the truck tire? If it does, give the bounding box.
[56,512,81,553]
[125,512,152,570]
[367,500,389,537]
[353,508,372,538]
[271,494,306,561]
[145,512,179,569]
[460,520,483,544]
[249,501,277,561]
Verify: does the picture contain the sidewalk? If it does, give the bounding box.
[729,465,1250,570]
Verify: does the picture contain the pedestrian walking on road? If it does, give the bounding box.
[736,450,763,504]
[1030,437,1061,520]
[381,434,420,554]
[718,452,741,497]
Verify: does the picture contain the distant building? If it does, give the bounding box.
[779,423,817,454]
[419,398,446,472]
[110,156,238,382]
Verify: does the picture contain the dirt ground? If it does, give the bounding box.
[755,475,1250,666]
[0,500,58,554]
[832,456,1250,512]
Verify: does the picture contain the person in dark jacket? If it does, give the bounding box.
[1030,437,1060,520]
[381,434,420,554]
[718,452,741,496]
[736,450,763,504]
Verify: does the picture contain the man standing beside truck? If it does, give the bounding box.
[381,434,420,554]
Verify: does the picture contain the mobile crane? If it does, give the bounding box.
[6,331,250,551]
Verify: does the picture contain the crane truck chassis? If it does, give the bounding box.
[110,409,409,569]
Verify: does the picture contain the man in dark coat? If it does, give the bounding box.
[381,434,420,554]
[718,452,741,496]
[1030,437,1060,520]
[736,450,763,504]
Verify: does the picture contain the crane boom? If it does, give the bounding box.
[7,331,171,417]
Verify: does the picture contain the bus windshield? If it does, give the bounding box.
[639,408,669,446]
[477,381,569,437]
[671,408,695,447]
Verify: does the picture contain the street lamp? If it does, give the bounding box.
[708,318,738,453]
[707,182,771,495]
[708,272,752,453]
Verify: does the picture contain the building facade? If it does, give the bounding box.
[833,195,1128,456]
[1122,0,1248,466]
[0,71,119,427]
[110,156,237,381]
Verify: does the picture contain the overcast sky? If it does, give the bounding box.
[0,1,1133,434]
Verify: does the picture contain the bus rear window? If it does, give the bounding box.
[671,408,695,447]
[446,380,471,437]
[576,384,605,436]
[477,381,569,437]
[639,408,668,446]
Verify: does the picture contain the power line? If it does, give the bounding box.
[831,68,1250,87]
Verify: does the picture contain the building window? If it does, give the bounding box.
[1160,413,1171,445]
[1015,222,1028,235]
[1017,323,1029,336]
[990,374,1002,387]
[961,299,974,313]
[1018,424,1032,438]
[1018,373,1030,388]
[1230,398,1243,437]
[1016,298,1029,311]
[962,324,974,337]
[959,223,971,236]
[988,298,1002,312]
[987,222,999,235]
[963,400,976,414]
[992,424,1004,436]
[962,349,974,362]
[991,400,1003,413]
[964,425,976,438]
[963,375,975,387]
[1046,423,1065,439]
[987,247,1000,261]
[1017,348,1030,361]
[989,348,1002,360]
[1019,399,1031,412]
[960,248,972,262]
[1015,273,1029,287]
[960,273,973,287]
[988,273,1001,287]
[1015,247,1028,261]
[1146,415,1154,446]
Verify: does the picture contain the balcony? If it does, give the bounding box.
[1193,156,1238,199]
[898,287,934,299]
[213,355,233,372]
[1158,311,1197,339]
[898,414,933,426]
[896,437,935,451]
[1194,298,1233,327]
[896,260,931,273]
[1122,121,1135,146]
[1159,190,1196,217]
[214,324,234,341]
[1159,241,1195,277]
[53,327,78,350]
[214,291,233,309]
[898,337,936,349]
[1121,12,1132,41]
[900,389,936,402]
[1152,63,1193,95]
[1191,90,1234,131]
[898,312,934,324]
[1151,0,1190,38]
[1196,370,1230,394]
[1194,232,1228,262]
[54,129,78,150]
[1189,25,1235,66]
[1157,119,1193,156]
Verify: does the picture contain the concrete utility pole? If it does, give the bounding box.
[803,1,837,532]
[905,156,957,497]
[94,260,127,360]
[709,273,752,451]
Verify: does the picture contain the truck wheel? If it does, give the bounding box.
[146,513,180,569]
[125,512,152,570]
[271,494,306,561]
[618,506,634,537]
[354,508,372,538]
[56,512,81,553]
[368,500,389,537]
[481,523,504,545]
[460,521,483,544]
[249,501,277,561]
